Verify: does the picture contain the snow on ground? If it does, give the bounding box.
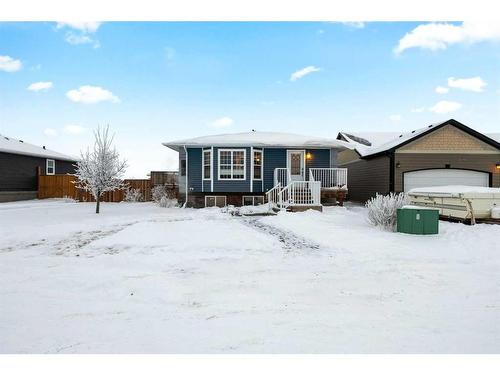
[0,200,499,353]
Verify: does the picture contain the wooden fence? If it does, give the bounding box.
[38,174,152,202]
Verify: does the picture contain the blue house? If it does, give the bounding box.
[163,131,353,209]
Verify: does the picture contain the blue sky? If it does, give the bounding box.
[1,21,499,177]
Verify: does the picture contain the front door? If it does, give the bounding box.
[287,150,305,181]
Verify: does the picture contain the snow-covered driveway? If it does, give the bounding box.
[0,200,499,353]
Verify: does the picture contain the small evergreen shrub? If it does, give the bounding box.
[366,192,409,230]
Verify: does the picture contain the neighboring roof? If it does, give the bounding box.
[338,119,500,158]
[487,133,500,143]
[0,134,78,161]
[163,131,355,151]
[338,132,400,148]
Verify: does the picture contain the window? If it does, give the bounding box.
[180,160,186,176]
[253,150,262,180]
[242,196,265,206]
[218,149,246,180]
[205,196,226,207]
[46,159,55,175]
[203,149,212,180]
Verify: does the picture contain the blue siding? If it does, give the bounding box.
[213,147,252,193]
[187,148,203,192]
[305,149,331,177]
[252,180,263,193]
[263,148,286,191]
[187,146,337,193]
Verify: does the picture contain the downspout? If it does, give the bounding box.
[250,146,253,193]
[184,145,188,208]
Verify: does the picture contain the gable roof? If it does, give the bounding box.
[163,131,355,151]
[0,134,78,161]
[338,119,500,158]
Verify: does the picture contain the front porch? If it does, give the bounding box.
[266,167,348,211]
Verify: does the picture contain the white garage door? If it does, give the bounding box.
[404,169,489,192]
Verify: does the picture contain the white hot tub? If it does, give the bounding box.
[408,185,500,223]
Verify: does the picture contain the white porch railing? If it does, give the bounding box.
[266,180,321,209]
[309,168,348,189]
[274,167,291,187]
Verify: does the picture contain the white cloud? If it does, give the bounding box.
[394,21,500,55]
[209,117,234,128]
[0,55,22,72]
[342,22,365,29]
[429,100,462,114]
[56,22,101,33]
[63,124,86,134]
[66,85,120,104]
[43,128,58,137]
[411,107,426,113]
[27,81,53,92]
[65,32,100,48]
[389,114,401,122]
[290,66,321,82]
[435,86,449,94]
[448,76,486,92]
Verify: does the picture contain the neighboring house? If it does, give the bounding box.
[163,131,353,209]
[0,134,78,202]
[336,119,500,202]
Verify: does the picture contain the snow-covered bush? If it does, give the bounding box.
[152,185,177,207]
[124,188,143,202]
[366,192,409,230]
[158,196,177,208]
[151,185,166,202]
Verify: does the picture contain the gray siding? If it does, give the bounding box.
[340,156,391,202]
[394,153,500,191]
[0,151,76,192]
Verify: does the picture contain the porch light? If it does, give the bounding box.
[396,162,401,168]
[306,152,312,160]
[496,163,500,170]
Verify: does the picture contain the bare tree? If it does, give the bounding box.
[74,125,128,213]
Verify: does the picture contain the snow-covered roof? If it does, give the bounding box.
[340,119,500,158]
[0,134,78,161]
[163,131,355,151]
[338,132,400,148]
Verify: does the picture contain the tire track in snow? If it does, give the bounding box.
[241,217,321,252]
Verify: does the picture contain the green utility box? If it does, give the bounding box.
[397,206,439,235]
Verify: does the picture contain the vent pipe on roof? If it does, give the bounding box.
[19,140,23,143]
[43,146,46,149]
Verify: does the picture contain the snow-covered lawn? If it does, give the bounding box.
[0,200,499,353]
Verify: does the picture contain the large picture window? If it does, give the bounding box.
[203,149,212,180]
[253,150,262,180]
[218,149,246,180]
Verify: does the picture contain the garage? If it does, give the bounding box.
[404,169,490,192]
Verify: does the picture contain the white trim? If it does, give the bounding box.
[205,195,227,207]
[250,146,253,192]
[46,159,55,175]
[210,146,214,192]
[242,195,265,206]
[183,146,188,205]
[217,148,247,180]
[252,149,263,181]
[286,149,306,181]
[202,148,212,181]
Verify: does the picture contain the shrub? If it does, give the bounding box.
[124,187,143,202]
[152,185,177,207]
[366,192,409,230]
[151,185,166,203]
